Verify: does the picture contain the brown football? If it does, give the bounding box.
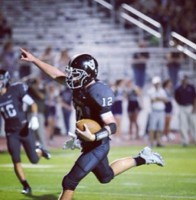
[76,119,101,134]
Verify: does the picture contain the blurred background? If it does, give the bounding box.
[0,0,196,148]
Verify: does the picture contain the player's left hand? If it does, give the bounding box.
[28,116,39,130]
[76,124,96,142]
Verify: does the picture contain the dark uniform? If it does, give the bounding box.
[62,80,115,190]
[111,87,124,116]
[0,82,39,163]
[175,84,196,106]
[127,88,140,113]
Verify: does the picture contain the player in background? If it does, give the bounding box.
[20,48,164,200]
[0,69,51,195]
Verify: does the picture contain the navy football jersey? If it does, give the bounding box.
[0,82,29,132]
[73,80,114,151]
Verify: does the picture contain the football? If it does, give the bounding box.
[76,119,101,134]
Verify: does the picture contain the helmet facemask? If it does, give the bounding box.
[0,70,10,92]
[0,80,4,91]
[65,66,89,89]
[65,54,98,89]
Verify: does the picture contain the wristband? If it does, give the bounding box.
[95,128,109,141]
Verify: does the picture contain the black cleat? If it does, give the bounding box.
[41,148,51,160]
[36,144,51,160]
[21,186,32,195]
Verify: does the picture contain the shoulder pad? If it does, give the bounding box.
[87,82,114,107]
[11,82,28,91]
[10,82,28,97]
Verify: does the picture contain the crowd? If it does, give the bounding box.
[0,12,12,40]
[0,40,195,149]
[111,73,196,147]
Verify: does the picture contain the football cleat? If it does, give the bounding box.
[41,148,51,160]
[138,146,164,166]
[21,186,32,195]
[36,144,51,160]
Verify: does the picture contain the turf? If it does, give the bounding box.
[0,145,196,200]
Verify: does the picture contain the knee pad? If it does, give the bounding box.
[62,175,78,191]
[28,152,39,164]
[99,175,113,184]
[61,161,88,190]
[30,157,39,164]
[98,168,114,184]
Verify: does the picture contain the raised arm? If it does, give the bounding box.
[20,48,66,84]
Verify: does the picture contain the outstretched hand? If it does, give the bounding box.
[20,48,36,62]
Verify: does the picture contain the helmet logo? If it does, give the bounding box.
[84,59,96,70]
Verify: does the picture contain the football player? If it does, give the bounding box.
[20,48,164,200]
[0,69,51,195]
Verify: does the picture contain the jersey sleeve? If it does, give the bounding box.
[13,82,29,99]
[88,82,114,114]
[22,94,34,105]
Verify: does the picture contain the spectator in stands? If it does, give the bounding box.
[44,82,59,145]
[0,12,12,39]
[131,40,149,89]
[0,41,18,78]
[58,85,73,135]
[166,51,183,89]
[40,45,56,82]
[148,76,167,147]
[28,76,48,150]
[111,79,125,140]
[55,49,70,70]
[162,79,174,141]
[40,45,55,65]
[126,79,141,140]
[156,4,171,47]
[174,74,196,146]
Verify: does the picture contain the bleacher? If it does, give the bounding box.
[1,0,195,84]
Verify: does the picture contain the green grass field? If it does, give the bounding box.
[0,145,196,200]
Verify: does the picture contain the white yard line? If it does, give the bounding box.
[75,191,196,199]
[0,164,195,177]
